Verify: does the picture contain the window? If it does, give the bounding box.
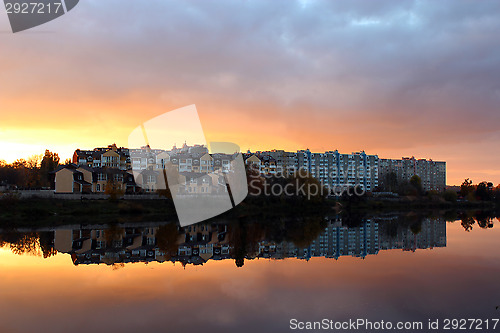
[96,184,101,192]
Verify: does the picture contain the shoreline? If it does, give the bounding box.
[0,194,498,228]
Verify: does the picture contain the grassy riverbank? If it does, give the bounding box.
[0,194,498,229]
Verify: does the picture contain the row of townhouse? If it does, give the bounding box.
[51,216,446,266]
[73,144,131,170]
[53,164,138,194]
[73,143,211,172]
[69,143,238,194]
[53,164,230,195]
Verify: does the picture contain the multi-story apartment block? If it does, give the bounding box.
[245,149,379,193]
[379,157,446,191]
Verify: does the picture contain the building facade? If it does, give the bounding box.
[70,144,446,194]
[378,157,446,192]
[245,149,380,193]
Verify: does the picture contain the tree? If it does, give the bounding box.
[383,172,399,192]
[38,231,57,258]
[290,168,327,202]
[246,164,265,196]
[11,155,42,188]
[475,181,491,201]
[460,216,475,232]
[409,175,423,195]
[105,178,124,201]
[156,223,181,259]
[443,189,458,202]
[286,216,327,249]
[9,232,41,256]
[410,221,422,235]
[104,224,124,248]
[460,178,474,198]
[229,219,249,268]
[40,150,60,188]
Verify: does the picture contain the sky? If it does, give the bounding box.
[1,0,500,185]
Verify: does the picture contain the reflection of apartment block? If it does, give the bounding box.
[256,219,379,260]
[379,157,446,191]
[378,217,447,251]
[53,217,446,267]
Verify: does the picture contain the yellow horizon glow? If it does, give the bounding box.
[0,106,497,186]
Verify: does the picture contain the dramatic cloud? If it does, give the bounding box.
[1,0,500,184]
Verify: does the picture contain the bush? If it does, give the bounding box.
[443,190,458,202]
[118,202,144,215]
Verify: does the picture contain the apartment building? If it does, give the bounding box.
[379,157,446,192]
[245,149,379,192]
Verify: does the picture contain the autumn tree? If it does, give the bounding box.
[40,150,60,188]
[460,178,474,198]
[156,223,181,259]
[382,172,399,192]
[105,178,125,201]
[409,175,423,195]
[475,181,492,201]
[289,169,327,202]
[104,224,124,248]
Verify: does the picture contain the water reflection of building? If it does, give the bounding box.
[257,218,379,261]
[54,223,232,266]
[51,217,447,266]
[378,216,447,251]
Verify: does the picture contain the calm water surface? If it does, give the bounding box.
[0,216,499,333]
